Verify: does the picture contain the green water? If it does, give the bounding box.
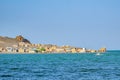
[0,51,120,80]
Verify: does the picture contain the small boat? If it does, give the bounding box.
[96,52,101,55]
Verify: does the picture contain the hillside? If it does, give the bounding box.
[0,35,31,48]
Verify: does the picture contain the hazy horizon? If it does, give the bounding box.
[0,0,120,50]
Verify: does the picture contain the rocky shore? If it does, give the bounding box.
[0,35,106,53]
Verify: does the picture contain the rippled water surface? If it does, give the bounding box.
[0,51,120,80]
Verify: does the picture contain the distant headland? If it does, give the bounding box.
[0,35,106,53]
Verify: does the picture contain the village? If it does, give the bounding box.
[0,35,106,53]
[0,42,106,53]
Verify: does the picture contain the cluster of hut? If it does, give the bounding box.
[0,42,106,53]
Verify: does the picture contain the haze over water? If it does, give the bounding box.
[0,51,120,80]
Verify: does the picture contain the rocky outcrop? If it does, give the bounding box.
[0,35,31,48]
[16,35,24,42]
[15,35,31,43]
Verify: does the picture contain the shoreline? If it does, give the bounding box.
[0,36,106,53]
[0,52,100,54]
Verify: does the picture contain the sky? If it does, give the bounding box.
[0,0,120,50]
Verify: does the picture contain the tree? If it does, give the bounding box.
[35,47,46,53]
[40,48,46,52]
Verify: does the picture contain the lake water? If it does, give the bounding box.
[0,51,120,80]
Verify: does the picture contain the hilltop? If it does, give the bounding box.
[0,35,30,48]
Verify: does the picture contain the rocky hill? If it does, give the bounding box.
[0,35,31,48]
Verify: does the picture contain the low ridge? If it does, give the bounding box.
[0,35,30,48]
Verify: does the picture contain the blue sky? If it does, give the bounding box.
[0,0,120,50]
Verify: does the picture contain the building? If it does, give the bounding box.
[0,47,3,52]
[71,48,77,53]
[98,48,106,52]
[76,48,82,53]
[6,47,13,52]
[18,48,25,53]
[79,48,86,53]
[56,48,65,53]
[65,48,72,53]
